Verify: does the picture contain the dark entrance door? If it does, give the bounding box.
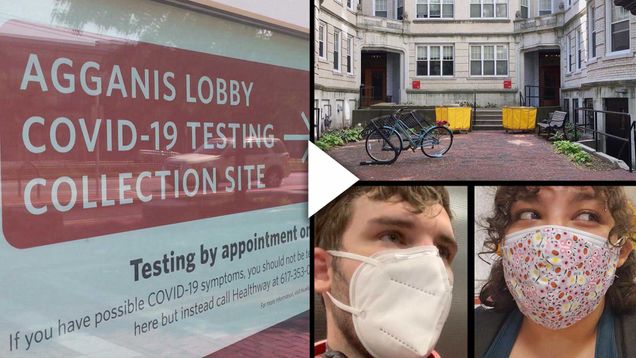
[539,51,560,107]
[605,98,630,163]
[361,52,387,108]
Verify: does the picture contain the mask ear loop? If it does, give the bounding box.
[325,292,363,316]
[325,250,378,317]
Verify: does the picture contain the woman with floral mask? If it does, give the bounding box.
[475,186,636,358]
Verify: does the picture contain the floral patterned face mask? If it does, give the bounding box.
[501,225,620,330]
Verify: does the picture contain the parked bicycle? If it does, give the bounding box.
[364,108,453,163]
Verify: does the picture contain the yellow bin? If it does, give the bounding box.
[502,106,537,131]
[435,106,472,131]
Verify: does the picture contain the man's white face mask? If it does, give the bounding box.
[326,246,453,358]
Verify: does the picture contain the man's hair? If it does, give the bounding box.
[315,186,451,250]
[479,186,636,314]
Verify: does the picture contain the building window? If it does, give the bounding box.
[567,34,573,72]
[521,0,529,18]
[417,45,454,76]
[346,36,353,74]
[588,5,596,58]
[416,0,454,18]
[572,98,579,125]
[470,44,508,76]
[609,2,630,52]
[318,22,326,60]
[576,30,582,69]
[333,30,341,72]
[470,0,508,18]
[539,0,551,15]
[375,0,387,17]
[398,0,405,19]
[347,0,355,11]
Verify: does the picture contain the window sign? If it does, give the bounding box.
[0,0,309,356]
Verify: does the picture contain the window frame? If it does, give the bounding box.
[415,0,455,19]
[521,0,529,19]
[606,0,630,55]
[469,44,509,77]
[588,4,597,59]
[470,0,508,19]
[347,0,356,11]
[416,44,455,77]
[576,30,582,70]
[318,22,327,61]
[333,29,341,72]
[539,0,552,16]
[567,34,573,73]
[374,0,388,18]
[346,35,354,75]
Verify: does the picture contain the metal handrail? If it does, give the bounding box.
[573,107,633,172]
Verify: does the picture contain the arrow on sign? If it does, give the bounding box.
[284,112,310,162]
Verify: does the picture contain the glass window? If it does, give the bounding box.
[375,0,387,17]
[610,3,630,52]
[416,45,453,76]
[470,45,482,75]
[347,35,353,74]
[417,46,428,76]
[521,0,529,18]
[589,5,596,58]
[318,22,326,59]
[470,0,507,18]
[577,30,582,69]
[568,34,573,72]
[430,46,441,76]
[416,0,454,19]
[470,44,507,76]
[333,30,341,71]
[539,0,552,15]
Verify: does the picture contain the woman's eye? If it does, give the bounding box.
[518,210,539,220]
[575,212,600,222]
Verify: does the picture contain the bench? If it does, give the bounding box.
[537,111,568,139]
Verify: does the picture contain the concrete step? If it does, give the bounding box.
[473,124,504,130]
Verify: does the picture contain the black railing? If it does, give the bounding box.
[573,107,633,172]
[525,85,559,107]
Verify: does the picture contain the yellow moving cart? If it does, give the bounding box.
[502,106,537,132]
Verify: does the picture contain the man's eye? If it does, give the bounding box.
[379,232,404,244]
[518,210,539,220]
[575,212,600,222]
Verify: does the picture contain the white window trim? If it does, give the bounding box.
[566,34,572,73]
[469,44,509,77]
[333,29,342,73]
[415,44,455,78]
[521,0,529,18]
[538,0,552,16]
[605,0,631,56]
[576,30,582,70]
[470,0,509,19]
[318,22,327,61]
[346,35,354,75]
[347,0,356,11]
[415,0,455,20]
[374,0,388,17]
[588,4,597,60]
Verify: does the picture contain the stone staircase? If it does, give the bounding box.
[473,108,503,130]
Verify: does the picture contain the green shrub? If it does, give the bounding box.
[553,140,591,165]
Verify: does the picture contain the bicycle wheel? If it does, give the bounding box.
[365,126,403,163]
[421,126,453,158]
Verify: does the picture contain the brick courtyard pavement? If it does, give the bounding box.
[208,311,309,357]
[328,131,636,180]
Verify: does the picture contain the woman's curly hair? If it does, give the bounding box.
[479,186,636,314]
